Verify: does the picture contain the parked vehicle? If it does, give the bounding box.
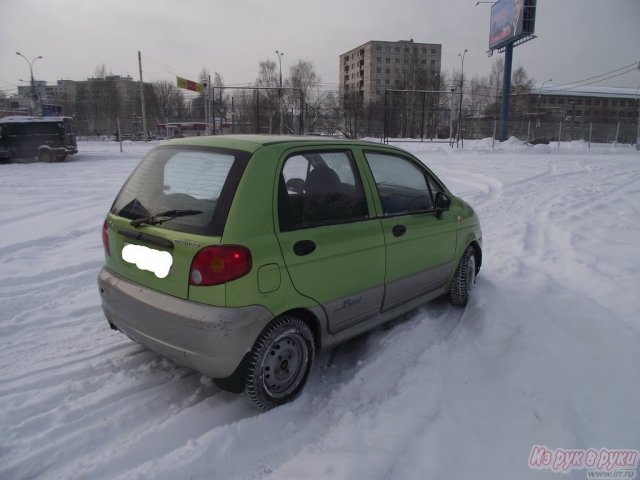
[0,116,78,162]
[98,135,482,409]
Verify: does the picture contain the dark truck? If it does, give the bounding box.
[0,116,78,162]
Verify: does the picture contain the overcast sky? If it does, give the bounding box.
[1,0,639,96]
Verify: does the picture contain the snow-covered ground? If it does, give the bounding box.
[1,138,638,480]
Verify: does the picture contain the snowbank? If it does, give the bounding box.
[1,139,638,479]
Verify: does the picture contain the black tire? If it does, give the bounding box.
[38,150,54,163]
[449,245,477,306]
[245,316,315,410]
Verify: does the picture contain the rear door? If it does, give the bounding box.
[275,148,385,334]
[362,150,457,311]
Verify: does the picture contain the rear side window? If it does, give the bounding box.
[111,146,249,236]
[279,151,368,230]
[3,122,61,135]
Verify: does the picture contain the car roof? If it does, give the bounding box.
[0,116,71,124]
[163,134,386,154]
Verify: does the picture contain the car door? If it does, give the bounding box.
[363,150,457,312]
[275,148,385,334]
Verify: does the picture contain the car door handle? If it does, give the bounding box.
[392,224,407,237]
[293,240,316,256]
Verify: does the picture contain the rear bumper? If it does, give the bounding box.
[98,268,273,379]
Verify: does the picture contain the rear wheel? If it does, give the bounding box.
[38,150,54,163]
[449,245,477,306]
[245,316,315,409]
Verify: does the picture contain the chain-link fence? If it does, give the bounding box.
[218,87,304,135]
[376,89,639,146]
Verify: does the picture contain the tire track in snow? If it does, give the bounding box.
[90,304,465,480]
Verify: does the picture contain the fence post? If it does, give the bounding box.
[117,117,122,153]
[383,90,388,144]
[588,122,593,150]
[231,97,235,134]
[492,120,497,148]
[526,120,531,143]
[615,121,620,147]
[420,92,426,142]
[255,90,260,134]
[300,91,304,135]
[558,122,562,149]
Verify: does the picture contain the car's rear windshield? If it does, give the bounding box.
[111,145,250,236]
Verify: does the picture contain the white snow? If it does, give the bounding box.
[1,138,639,480]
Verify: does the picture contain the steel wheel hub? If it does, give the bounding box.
[262,333,307,399]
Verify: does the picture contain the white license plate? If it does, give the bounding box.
[122,243,173,278]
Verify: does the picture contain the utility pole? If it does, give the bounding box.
[636,81,640,151]
[449,84,456,147]
[16,52,43,115]
[138,51,148,142]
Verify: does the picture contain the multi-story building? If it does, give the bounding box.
[17,81,58,103]
[3,75,155,135]
[340,39,442,106]
[532,85,638,124]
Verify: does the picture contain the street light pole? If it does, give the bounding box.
[537,79,552,116]
[457,49,468,147]
[16,52,43,115]
[275,50,284,135]
[535,78,552,139]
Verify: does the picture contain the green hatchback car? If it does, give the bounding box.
[98,135,482,409]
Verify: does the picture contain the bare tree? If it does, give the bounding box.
[286,60,320,133]
[256,60,278,88]
[288,60,319,100]
[93,63,111,80]
[487,57,505,118]
[511,65,534,119]
[255,59,279,133]
[153,80,186,122]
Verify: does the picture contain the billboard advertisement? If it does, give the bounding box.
[489,0,527,50]
[42,104,64,117]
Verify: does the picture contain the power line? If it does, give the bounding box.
[548,65,639,93]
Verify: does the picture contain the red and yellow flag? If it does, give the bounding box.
[176,76,203,93]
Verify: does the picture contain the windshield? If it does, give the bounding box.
[111,145,250,236]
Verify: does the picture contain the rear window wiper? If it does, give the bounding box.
[130,209,203,227]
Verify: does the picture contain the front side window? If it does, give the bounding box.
[279,151,368,230]
[111,146,248,235]
[365,152,437,215]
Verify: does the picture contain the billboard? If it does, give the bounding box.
[42,104,64,117]
[489,0,536,50]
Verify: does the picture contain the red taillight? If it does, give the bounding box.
[102,220,111,256]
[189,245,252,286]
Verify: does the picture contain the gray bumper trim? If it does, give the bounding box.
[98,268,273,378]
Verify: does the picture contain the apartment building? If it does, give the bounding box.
[340,39,442,106]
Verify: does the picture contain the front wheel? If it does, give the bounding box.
[245,316,315,409]
[449,245,477,306]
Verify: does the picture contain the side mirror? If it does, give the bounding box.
[434,192,451,219]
